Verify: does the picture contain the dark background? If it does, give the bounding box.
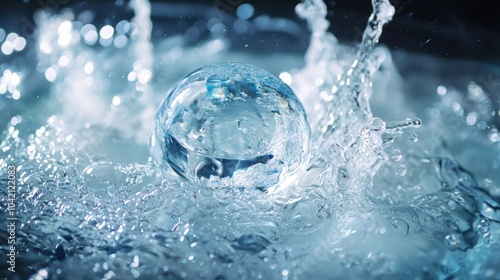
[1,0,499,64]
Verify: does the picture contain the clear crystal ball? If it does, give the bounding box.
[150,62,310,190]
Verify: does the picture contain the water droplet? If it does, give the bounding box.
[389,149,402,161]
[437,85,447,96]
[99,25,115,40]
[466,112,478,126]
[405,117,422,128]
[236,4,255,20]
[45,67,57,82]
[368,117,386,131]
[151,63,310,191]
[395,164,407,176]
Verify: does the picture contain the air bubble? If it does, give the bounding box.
[395,164,407,176]
[150,62,310,191]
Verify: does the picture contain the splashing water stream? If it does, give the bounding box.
[1,0,500,279]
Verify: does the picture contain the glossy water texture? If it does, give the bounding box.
[150,63,310,190]
[1,0,500,279]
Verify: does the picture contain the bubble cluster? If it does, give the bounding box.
[0,69,23,100]
[1,32,26,55]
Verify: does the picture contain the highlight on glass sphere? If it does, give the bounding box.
[150,62,311,190]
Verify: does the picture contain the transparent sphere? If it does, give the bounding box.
[150,62,310,190]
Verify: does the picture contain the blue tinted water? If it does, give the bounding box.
[0,0,499,279]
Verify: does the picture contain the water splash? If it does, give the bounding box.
[0,0,499,279]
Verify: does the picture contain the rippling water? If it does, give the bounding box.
[1,0,500,279]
